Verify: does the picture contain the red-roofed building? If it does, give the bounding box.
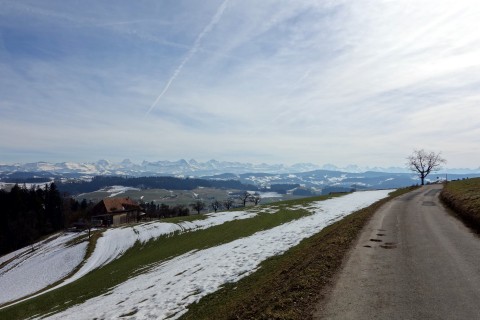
[91,197,141,226]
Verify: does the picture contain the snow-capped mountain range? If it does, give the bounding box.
[0,159,479,177]
[0,159,413,177]
[1,159,479,192]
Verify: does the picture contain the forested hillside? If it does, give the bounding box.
[57,176,258,195]
[0,183,64,255]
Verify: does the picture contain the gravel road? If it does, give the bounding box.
[315,184,480,319]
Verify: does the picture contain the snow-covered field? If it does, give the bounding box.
[100,185,141,197]
[0,209,261,306]
[66,210,259,284]
[0,232,87,305]
[257,191,283,198]
[43,190,391,320]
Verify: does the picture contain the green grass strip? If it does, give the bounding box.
[179,187,418,320]
[0,195,336,320]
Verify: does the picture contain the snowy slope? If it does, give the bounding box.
[44,190,391,320]
[0,233,87,305]
[61,210,259,286]
[2,209,261,306]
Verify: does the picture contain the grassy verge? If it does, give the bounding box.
[440,178,480,232]
[0,195,336,320]
[180,186,418,320]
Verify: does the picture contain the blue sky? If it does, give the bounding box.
[1,0,480,169]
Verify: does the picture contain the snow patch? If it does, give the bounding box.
[258,191,283,198]
[97,185,141,197]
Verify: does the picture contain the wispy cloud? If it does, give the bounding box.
[145,0,230,116]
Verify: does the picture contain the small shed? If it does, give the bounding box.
[91,197,141,227]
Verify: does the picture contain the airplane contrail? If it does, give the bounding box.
[145,0,230,116]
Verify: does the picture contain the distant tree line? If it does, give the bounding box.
[141,192,264,219]
[140,201,190,218]
[0,177,52,183]
[182,191,263,216]
[57,176,259,195]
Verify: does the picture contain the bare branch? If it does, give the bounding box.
[406,149,446,185]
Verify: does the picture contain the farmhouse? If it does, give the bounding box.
[91,197,141,227]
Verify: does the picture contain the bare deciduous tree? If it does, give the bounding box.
[241,191,251,207]
[252,193,261,205]
[190,200,205,214]
[407,149,446,185]
[210,200,221,213]
[223,198,234,210]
